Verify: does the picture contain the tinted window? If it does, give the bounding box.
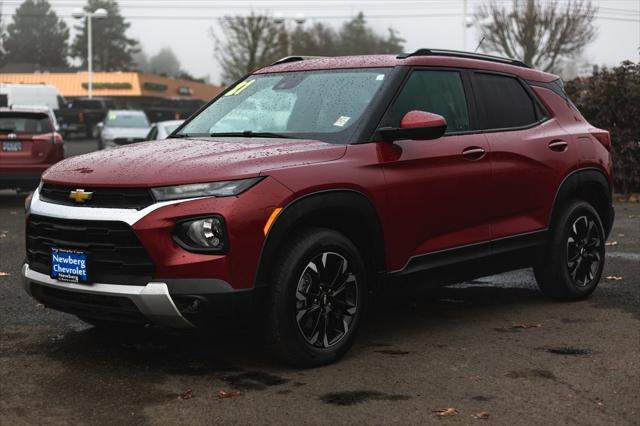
[0,112,52,133]
[146,125,158,140]
[389,70,470,133]
[70,100,103,109]
[474,73,537,129]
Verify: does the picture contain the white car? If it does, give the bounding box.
[98,110,150,150]
[145,120,184,140]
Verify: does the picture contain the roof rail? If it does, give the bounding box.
[270,55,324,66]
[397,48,530,68]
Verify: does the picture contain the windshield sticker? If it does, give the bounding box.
[224,79,256,97]
[333,116,351,127]
[376,74,385,81]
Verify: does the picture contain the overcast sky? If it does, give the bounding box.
[2,0,639,84]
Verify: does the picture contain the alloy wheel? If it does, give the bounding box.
[295,252,358,349]
[566,215,603,287]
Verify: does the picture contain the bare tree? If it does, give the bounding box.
[475,0,598,72]
[211,13,286,84]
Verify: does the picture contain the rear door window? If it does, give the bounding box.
[388,70,471,133]
[473,73,538,129]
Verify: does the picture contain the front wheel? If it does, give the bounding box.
[534,200,605,301]
[266,228,366,367]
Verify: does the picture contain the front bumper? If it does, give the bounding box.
[22,263,194,328]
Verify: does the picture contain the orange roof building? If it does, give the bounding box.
[0,71,222,101]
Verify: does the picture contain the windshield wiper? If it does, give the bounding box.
[0,128,15,133]
[209,131,293,139]
[169,133,193,139]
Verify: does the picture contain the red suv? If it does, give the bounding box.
[22,50,614,366]
[1,107,64,190]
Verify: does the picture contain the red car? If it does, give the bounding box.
[0,107,64,190]
[22,50,614,366]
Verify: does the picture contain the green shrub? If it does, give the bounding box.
[565,61,640,193]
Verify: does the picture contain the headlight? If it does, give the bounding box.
[151,177,262,201]
[173,216,227,253]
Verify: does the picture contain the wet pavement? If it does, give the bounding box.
[1,176,639,424]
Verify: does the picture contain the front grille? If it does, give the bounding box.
[30,283,147,324]
[40,184,154,209]
[26,215,154,285]
[114,137,145,145]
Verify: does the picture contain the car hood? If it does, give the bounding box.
[102,127,150,139]
[42,137,346,187]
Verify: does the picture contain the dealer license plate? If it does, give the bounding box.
[50,248,90,283]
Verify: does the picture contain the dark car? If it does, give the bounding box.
[0,107,64,190]
[23,49,613,366]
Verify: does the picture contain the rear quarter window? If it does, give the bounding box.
[473,73,538,129]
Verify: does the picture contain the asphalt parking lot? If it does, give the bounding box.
[1,140,638,424]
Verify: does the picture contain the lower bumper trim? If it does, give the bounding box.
[22,264,194,328]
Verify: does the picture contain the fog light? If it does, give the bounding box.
[174,216,227,253]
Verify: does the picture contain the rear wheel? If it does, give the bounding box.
[534,200,605,301]
[266,228,366,367]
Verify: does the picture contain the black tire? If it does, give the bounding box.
[266,228,366,367]
[534,200,605,301]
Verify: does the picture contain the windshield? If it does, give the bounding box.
[105,112,149,128]
[177,68,391,144]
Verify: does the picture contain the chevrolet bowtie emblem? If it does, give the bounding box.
[69,189,93,203]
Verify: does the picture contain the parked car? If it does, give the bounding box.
[22,50,614,366]
[97,110,151,149]
[0,106,63,190]
[142,97,205,123]
[146,120,184,140]
[0,84,65,112]
[55,97,124,139]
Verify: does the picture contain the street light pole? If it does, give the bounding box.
[72,8,108,99]
[87,14,93,98]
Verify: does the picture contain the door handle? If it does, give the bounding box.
[548,140,569,152]
[462,146,486,160]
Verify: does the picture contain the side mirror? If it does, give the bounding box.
[96,122,104,130]
[379,110,447,142]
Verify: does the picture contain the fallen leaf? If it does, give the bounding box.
[512,323,542,329]
[472,411,491,420]
[10,211,17,215]
[179,389,193,400]
[629,215,637,219]
[605,276,623,281]
[218,390,242,399]
[605,241,618,246]
[0,272,11,277]
[433,408,458,417]
[617,234,625,237]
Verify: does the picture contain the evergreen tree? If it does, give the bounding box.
[70,0,138,71]
[4,0,69,68]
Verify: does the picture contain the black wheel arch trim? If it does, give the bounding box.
[549,167,613,238]
[253,189,387,289]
